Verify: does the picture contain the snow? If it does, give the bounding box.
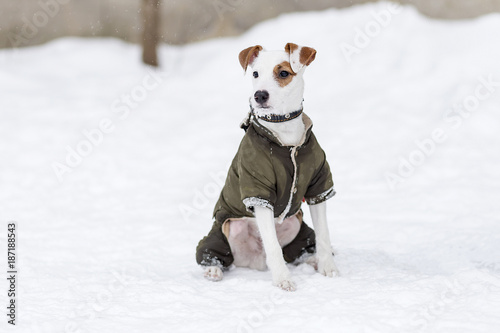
[1,2,500,332]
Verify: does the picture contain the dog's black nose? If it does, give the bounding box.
[254,90,269,105]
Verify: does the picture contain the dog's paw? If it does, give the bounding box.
[276,279,296,292]
[317,255,340,278]
[203,266,223,282]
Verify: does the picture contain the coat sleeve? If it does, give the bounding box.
[304,153,336,205]
[238,142,277,213]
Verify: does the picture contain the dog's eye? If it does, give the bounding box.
[279,71,289,78]
[253,71,259,78]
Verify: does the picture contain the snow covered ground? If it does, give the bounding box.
[1,2,500,332]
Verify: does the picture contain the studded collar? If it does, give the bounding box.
[249,103,303,123]
[251,106,303,123]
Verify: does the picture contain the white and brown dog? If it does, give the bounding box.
[196,43,338,291]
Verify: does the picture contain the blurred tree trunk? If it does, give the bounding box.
[142,0,160,67]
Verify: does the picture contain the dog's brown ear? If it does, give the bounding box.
[285,43,316,73]
[239,45,263,72]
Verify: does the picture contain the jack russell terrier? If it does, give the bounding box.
[196,43,339,291]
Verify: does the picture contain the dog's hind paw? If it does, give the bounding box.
[276,279,296,292]
[203,266,223,282]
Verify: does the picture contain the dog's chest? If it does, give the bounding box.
[269,140,322,213]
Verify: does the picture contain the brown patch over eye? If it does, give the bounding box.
[273,61,296,87]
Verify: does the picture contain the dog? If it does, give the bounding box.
[196,43,338,291]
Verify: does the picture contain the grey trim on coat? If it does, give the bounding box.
[243,197,274,213]
[305,186,336,205]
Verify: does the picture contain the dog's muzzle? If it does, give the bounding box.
[254,90,269,105]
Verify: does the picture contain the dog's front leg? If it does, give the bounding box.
[310,202,339,277]
[254,206,296,291]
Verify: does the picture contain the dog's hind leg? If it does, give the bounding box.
[196,220,234,281]
[204,266,223,281]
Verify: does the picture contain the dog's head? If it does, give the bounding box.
[239,43,316,115]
